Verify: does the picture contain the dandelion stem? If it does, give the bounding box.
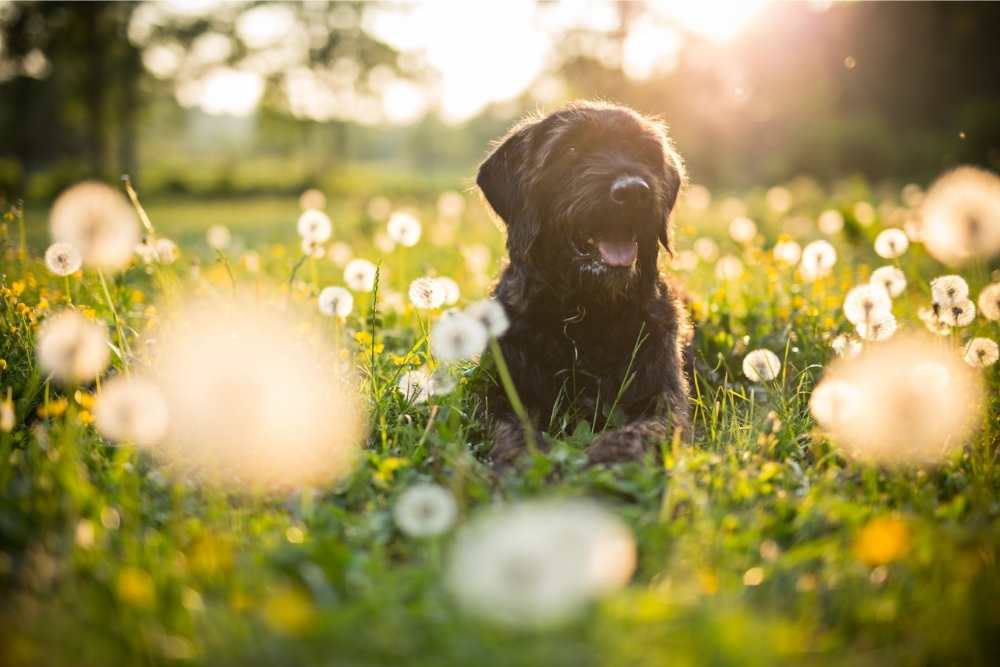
[121,175,156,237]
[488,337,538,454]
[63,275,73,306]
[16,201,26,260]
[287,254,308,305]
[215,250,236,296]
[98,270,131,371]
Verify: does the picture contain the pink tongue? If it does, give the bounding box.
[597,239,638,267]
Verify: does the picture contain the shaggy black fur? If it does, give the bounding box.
[477,100,693,467]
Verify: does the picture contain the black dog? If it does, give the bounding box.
[477,100,692,466]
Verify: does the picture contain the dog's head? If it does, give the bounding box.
[477,101,685,300]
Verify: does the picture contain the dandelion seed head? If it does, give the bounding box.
[809,378,861,428]
[318,286,353,319]
[815,335,981,465]
[800,240,837,281]
[461,244,492,274]
[465,298,509,338]
[856,313,897,342]
[374,231,396,254]
[150,296,365,493]
[685,184,711,211]
[715,255,744,281]
[50,181,139,273]
[446,500,635,628]
[409,277,446,309]
[367,196,392,221]
[930,275,969,306]
[296,209,332,243]
[818,209,844,235]
[921,166,1000,266]
[772,240,802,265]
[298,188,326,211]
[328,242,353,267]
[300,236,325,259]
[397,368,432,403]
[694,237,720,262]
[206,224,231,250]
[743,348,781,382]
[964,337,999,368]
[94,375,169,448]
[344,258,377,292]
[430,312,488,362]
[937,298,975,327]
[870,266,907,298]
[853,201,876,227]
[831,334,862,358]
[874,228,909,258]
[672,249,700,271]
[435,277,461,306]
[394,484,458,538]
[844,284,892,326]
[36,309,110,385]
[976,283,1000,321]
[44,242,82,276]
[766,186,792,213]
[918,306,951,336]
[728,216,757,244]
[387,211,422,247]
[155,238,179,264]
[437,191,466,219]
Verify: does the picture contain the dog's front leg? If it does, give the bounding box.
[585,418,672,464]
[489,417,548,468]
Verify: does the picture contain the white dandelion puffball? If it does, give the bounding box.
[242,251,261,274]
[729,216,757,244]
[374,232,396,254]
[435,276,461,306]
[134,239,158,264]
[743,349,781,383]
[809,378,861,429]
[853,201,876,226]
[328,241,353,267]
[437,191,466,219]
[685,184,711,210]
[387,211,422,247]
[817,209,844,235]
[150,297,365,493]
[367,196,392,221]
[930,275,969,306]
[297,209,332,243]
[673,250,699,271]
[461,244,492,274]
[465,299,510,338]
[206,224,231,250]
[814,335,982,465]
[694,237,720,262]
[920,166,1000,266]
[964,338,999,368]
[318,286,353,319]
[301,237,325,259]
[409,277,446,309]
[299,188,327,211]
[870,266,907,298]
[873,228,909,258]
[428,367,458,396]
[772,240,802,265]
[393,484,458,538]
[856,314,897,342]
[918,306,952,336]
[446,499,635,628]
[344,258,378,292]
[44,242,82,276]
[715,255,744,281]
[430,313,488,362]
[397,368,432,403]
[49,181,139,273]
[937,299,975,328]
[902,183,924,208]
[843,284,892,326]
[155,238,179,264]
[831,334,862,359]
[94,374,169,448]
[977,283,1000,321]
[800,240,837,281]
[36,310,110,385]
[766,186,792,213]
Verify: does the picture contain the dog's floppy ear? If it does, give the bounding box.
[657,142,686,257]
[478,120,542,264]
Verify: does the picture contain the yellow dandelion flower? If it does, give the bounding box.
[853,516,911,566]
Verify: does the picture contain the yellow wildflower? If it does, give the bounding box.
[117,567,155,608]
[854,516,911,566]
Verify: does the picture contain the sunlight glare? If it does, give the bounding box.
[665,0,771,41]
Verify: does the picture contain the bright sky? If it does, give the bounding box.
[136,0,775,124]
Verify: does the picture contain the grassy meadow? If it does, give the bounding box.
[1,174,999,666]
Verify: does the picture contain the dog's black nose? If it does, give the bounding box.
[610,175,651,206]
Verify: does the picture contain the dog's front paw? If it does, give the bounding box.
[586,429,646,465]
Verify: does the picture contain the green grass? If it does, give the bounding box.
[1,180,999,667]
